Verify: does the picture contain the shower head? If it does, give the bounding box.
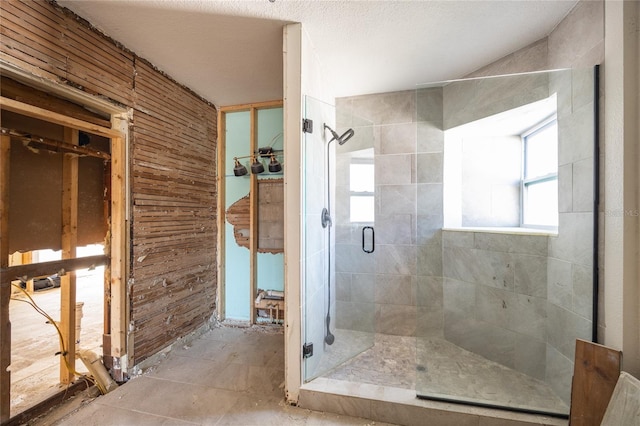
[337,128,354,145]
[324,124,355,145]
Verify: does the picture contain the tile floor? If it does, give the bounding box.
[323,332,568,415]
[30,325,395,426]
[300,331,567,426]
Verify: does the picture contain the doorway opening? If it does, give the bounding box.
[217,101,284,325]
[1,73,128,421]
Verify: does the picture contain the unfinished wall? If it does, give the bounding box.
[3,110,110,252]
[0,0,217,364]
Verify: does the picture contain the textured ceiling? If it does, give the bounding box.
[57,0,578,107]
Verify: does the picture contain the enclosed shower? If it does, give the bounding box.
[301,67,598,418]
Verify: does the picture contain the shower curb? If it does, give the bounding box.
[299,378,567,426]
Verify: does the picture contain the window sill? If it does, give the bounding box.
[442,226,557,236]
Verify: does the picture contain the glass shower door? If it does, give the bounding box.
[302,95,376,382]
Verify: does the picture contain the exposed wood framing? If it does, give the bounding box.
[102,141,113,369]
[1,134,11,423]
[130,60,217,361]
[0,1,69,84]
[0,0,135,106]
[59,128,78,384]
[224,182,284,254]
[2,380,90,426]
[0,97,122,139]
[1,128,111,160]
[258,179,285,253]
[110,136,126,359]
[218,101,283,324]
[216,110,226,321]
[0,86,124,416]
[249,107,258,324]
[1,255,109,280]
[2,0,219,396]
[0,76,111,128]
[0,63,125,117]
[220,100,284,113]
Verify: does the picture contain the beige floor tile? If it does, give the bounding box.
[33,325,391,426]
[58,402,199,425]
[92,376,242,424]
[148,355,251,392]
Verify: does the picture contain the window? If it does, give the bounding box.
[522,117,558,228]
[349,161,374,222]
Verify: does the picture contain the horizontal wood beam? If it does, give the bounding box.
[3,379,90,426]
[0,76,112,128]
[0,96,123,139]
[0,61,127,116]
[1,128,111,160]
[220,100,283,112]
[0,255,109,284]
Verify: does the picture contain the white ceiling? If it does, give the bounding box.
[57,0,578,107]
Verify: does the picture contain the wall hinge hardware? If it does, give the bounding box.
[302,118,313,133]
[303,342,314,358]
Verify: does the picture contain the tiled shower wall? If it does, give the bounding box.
[465,0,603,401]
[329,0,601,408]
[334,88,445,337]
[442,70,595,404]
[442,231,549,381]
[450,0,603,403]
[545,67,596,402]
[334,68,595,405]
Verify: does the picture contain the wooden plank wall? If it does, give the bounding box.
[0,0,218,364]
[258,179,284,253]
[131,61,217,359]
[0,0,134,105]
[226,195,251,249]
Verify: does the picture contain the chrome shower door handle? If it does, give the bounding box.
[362,226,375,253]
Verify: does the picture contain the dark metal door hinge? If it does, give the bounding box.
[302,118,313,133]
[303,342,314,358]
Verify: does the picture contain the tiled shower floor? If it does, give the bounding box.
[321,332,416,389]
[321,330,569,416]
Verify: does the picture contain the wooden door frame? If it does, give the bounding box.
[0,65,129,422]
[217,100,283,324]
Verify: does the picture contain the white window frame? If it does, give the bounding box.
[521,115,558,229]
[349,159,374,223]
